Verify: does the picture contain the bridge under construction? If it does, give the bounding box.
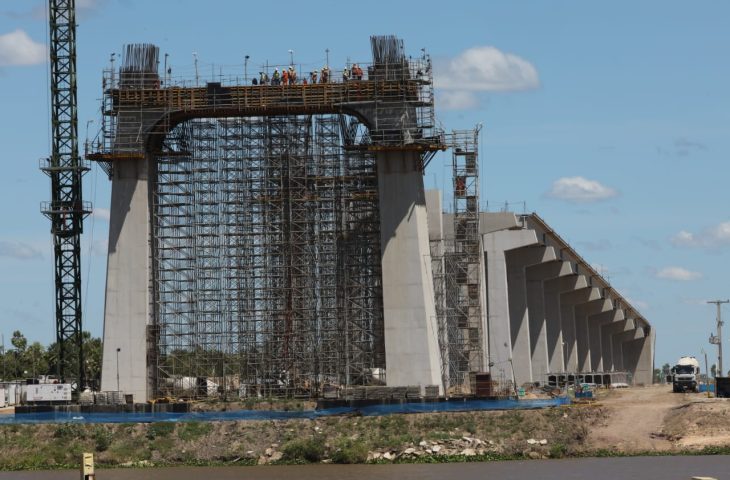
[88,36,653,402]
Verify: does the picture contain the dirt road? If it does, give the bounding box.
[587,384,690,452]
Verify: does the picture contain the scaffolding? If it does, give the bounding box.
[432,128,484,395]
[89,37,443,399]
[152,114,383,398]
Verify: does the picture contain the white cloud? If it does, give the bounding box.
[0,29,45,66]
[672,222,730,249]
[92,207,110,222]
[655,266,702,281]
[0,240,42,260]
[436,90,480,110]
[434,46,539,92]
[545,176,618,203]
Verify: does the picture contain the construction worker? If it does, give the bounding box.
[289,66,297,84]
[272,68,280,85]
[310,71,318,84]
[342,67,350,82]
[352,63,363,80]
[282,68,289,85]
[321,66,329,83]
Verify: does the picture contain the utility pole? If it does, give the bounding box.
[701,347,710,397]
[708,299,729,378]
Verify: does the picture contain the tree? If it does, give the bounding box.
[711,364,717,378]
[661,363,671,381]
[653,368,662,383]
[10,331,27,353]
[46,331,103,388]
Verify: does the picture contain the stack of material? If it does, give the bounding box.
[424,385,440,399]
[322,385,339,399]
[79,391,94,405]
[106,391,125,405]
[406,385,422,400]
[364,386,390,400]
[390,386,408,400]
[350,387,366,400]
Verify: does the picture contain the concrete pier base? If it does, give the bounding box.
[100,157,151,402]
[377,152,442,392]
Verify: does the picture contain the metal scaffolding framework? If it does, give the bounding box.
[151,114,384,398]
[432,128,484,395]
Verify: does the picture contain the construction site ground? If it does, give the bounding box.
[0,384,728,470]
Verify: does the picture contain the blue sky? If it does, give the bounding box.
[0,0,729,370]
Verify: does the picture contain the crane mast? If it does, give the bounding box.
[41,0,89,389]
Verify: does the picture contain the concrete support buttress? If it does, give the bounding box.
[587,308,623,372]
[482,229,537,385]
[524,259,572,382]
[100,157,151,402]
[574,297,612,372]
[505,245,555,385]
[543,273,581,373]
[621,324,654,385]
[377,152,442,392]
[601,318,633,372]
[559,284,596,372]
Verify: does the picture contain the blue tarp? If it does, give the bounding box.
[0,397,569,425]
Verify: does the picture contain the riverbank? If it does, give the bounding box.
[0,385,727,470]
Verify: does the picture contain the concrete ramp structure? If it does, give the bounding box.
[433,207,654,389]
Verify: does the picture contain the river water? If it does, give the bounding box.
[2,456,729,480]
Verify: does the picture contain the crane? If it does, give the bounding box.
[40,0,90,389]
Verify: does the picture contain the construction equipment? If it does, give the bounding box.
[41,0,90,389]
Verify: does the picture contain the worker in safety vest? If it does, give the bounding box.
[272,68,280,85]
[321,66,329,83]
[282,68,289,85]
[342,67,350,82]
[310,71,318,84]
[289,66,297,84]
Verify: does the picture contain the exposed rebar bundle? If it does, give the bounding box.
[121,43,159,74]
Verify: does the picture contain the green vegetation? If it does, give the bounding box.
[176,421,212,441]
[282,437,326,463]
[331,438,370,464]
[0,330,102,386]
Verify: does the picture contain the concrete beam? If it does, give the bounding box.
[587,308,623,372]
[377,152,442,392]
[543,273,583,373]
[574,297,612,372]
[483,228,538,383]
[559,285,598,372]
[525,260,573,381]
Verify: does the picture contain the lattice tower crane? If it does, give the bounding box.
[41,0,90,389]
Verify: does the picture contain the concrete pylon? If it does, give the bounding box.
[601,318,633,372]
[620,323,654,385]
[542,271,581,373]
[525,260,573,382]
[587,308,623,372]
[377,151,442,392]
[505,245,556,385]
[574,297,612,372]
[100,157,152,402]
[558,284,595,372]
[483,228,538,384]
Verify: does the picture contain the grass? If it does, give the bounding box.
[281,437,326,463]
[176,421,213,441]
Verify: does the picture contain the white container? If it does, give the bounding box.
[25,384,72,402]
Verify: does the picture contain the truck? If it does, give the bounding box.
[671,356,700,393]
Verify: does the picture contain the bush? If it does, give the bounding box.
[331,439,369,464]
[53,423,84,439]
[93,427,112,452]
[549,443,567,458]
[282,437,325,463]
